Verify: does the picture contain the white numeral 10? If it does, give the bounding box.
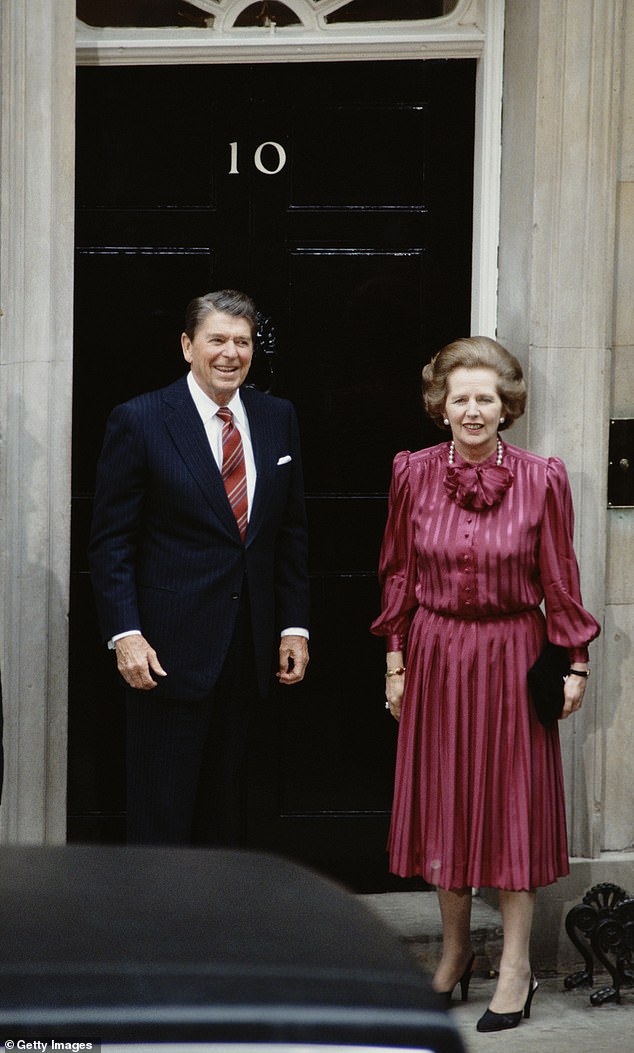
[229,141,287,175]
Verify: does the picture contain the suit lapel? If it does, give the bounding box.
[161,377,238,538]
[242,387,276,544]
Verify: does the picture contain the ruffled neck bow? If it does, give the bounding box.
[444,443,514,511]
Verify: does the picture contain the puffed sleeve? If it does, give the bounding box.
[370,451,418,652]
[538,458,601,661]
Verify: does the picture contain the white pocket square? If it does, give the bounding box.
[277,454,292,465]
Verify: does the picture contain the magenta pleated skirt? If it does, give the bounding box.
[388,606,570,891]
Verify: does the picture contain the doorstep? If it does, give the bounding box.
[359,890,503,976]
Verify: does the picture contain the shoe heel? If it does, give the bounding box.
[459,953,475,1002]
[436,951,475,1006]
[523,974,538,1019]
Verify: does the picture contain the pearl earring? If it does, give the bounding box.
[499,417,505,424]
[443,418,449,426]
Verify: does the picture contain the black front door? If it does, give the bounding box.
[70,59,475,889]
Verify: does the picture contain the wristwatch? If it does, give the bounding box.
[568,668,590,678]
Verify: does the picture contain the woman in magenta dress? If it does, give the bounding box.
[371,337,600,1033]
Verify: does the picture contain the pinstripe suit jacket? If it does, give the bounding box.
[89,376,309,701]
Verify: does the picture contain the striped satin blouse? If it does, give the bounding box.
[372,440,601,660]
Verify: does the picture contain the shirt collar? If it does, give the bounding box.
[186,371,246,426]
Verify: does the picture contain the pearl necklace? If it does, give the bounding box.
[449,436,503,467]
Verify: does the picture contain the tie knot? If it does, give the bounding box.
[217,407,233,424]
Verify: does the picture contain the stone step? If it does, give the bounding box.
[360,890,503,976]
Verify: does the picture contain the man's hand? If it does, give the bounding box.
[114,634,167,690]
[277,635,309,685]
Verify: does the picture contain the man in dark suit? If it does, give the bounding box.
[89,290,309,845]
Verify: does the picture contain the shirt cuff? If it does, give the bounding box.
[281,627,309,639]
[108,629,142,650]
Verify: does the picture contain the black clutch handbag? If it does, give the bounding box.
[527,642,569,728]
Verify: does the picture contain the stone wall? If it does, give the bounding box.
[604,0,634,853]
[0,0,75,841]
[499,0,633,864]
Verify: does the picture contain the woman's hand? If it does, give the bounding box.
[561,667,588,719]
[385,650,405,722]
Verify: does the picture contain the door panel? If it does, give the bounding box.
[70,59,475,889]
[286,248,428,492]
[290,107,427,206]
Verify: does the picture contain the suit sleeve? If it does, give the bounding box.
[88,402,146,643]
[273,403,310,632]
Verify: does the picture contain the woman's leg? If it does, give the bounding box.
[432,887,474,992]
[488,889,536,1012]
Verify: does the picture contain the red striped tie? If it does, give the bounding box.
[217,407,248,541]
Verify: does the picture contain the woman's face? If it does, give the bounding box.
[444,366,504,463]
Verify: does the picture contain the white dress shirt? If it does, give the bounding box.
[186,371,256,515]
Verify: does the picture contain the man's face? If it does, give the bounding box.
[181,310,253,406]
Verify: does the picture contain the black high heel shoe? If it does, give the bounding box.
[476,972,538,1032]
[437,952,475,1007]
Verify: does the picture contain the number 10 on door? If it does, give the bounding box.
[229,141,287,175]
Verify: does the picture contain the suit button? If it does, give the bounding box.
[232,592,240,600]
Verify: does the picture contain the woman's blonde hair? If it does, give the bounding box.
[422,336,526,431]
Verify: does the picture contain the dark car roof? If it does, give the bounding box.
[0,846,464,1051]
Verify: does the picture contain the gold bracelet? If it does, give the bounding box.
[385,667,406,677]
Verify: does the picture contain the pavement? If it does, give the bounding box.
[360,892,633,1053]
